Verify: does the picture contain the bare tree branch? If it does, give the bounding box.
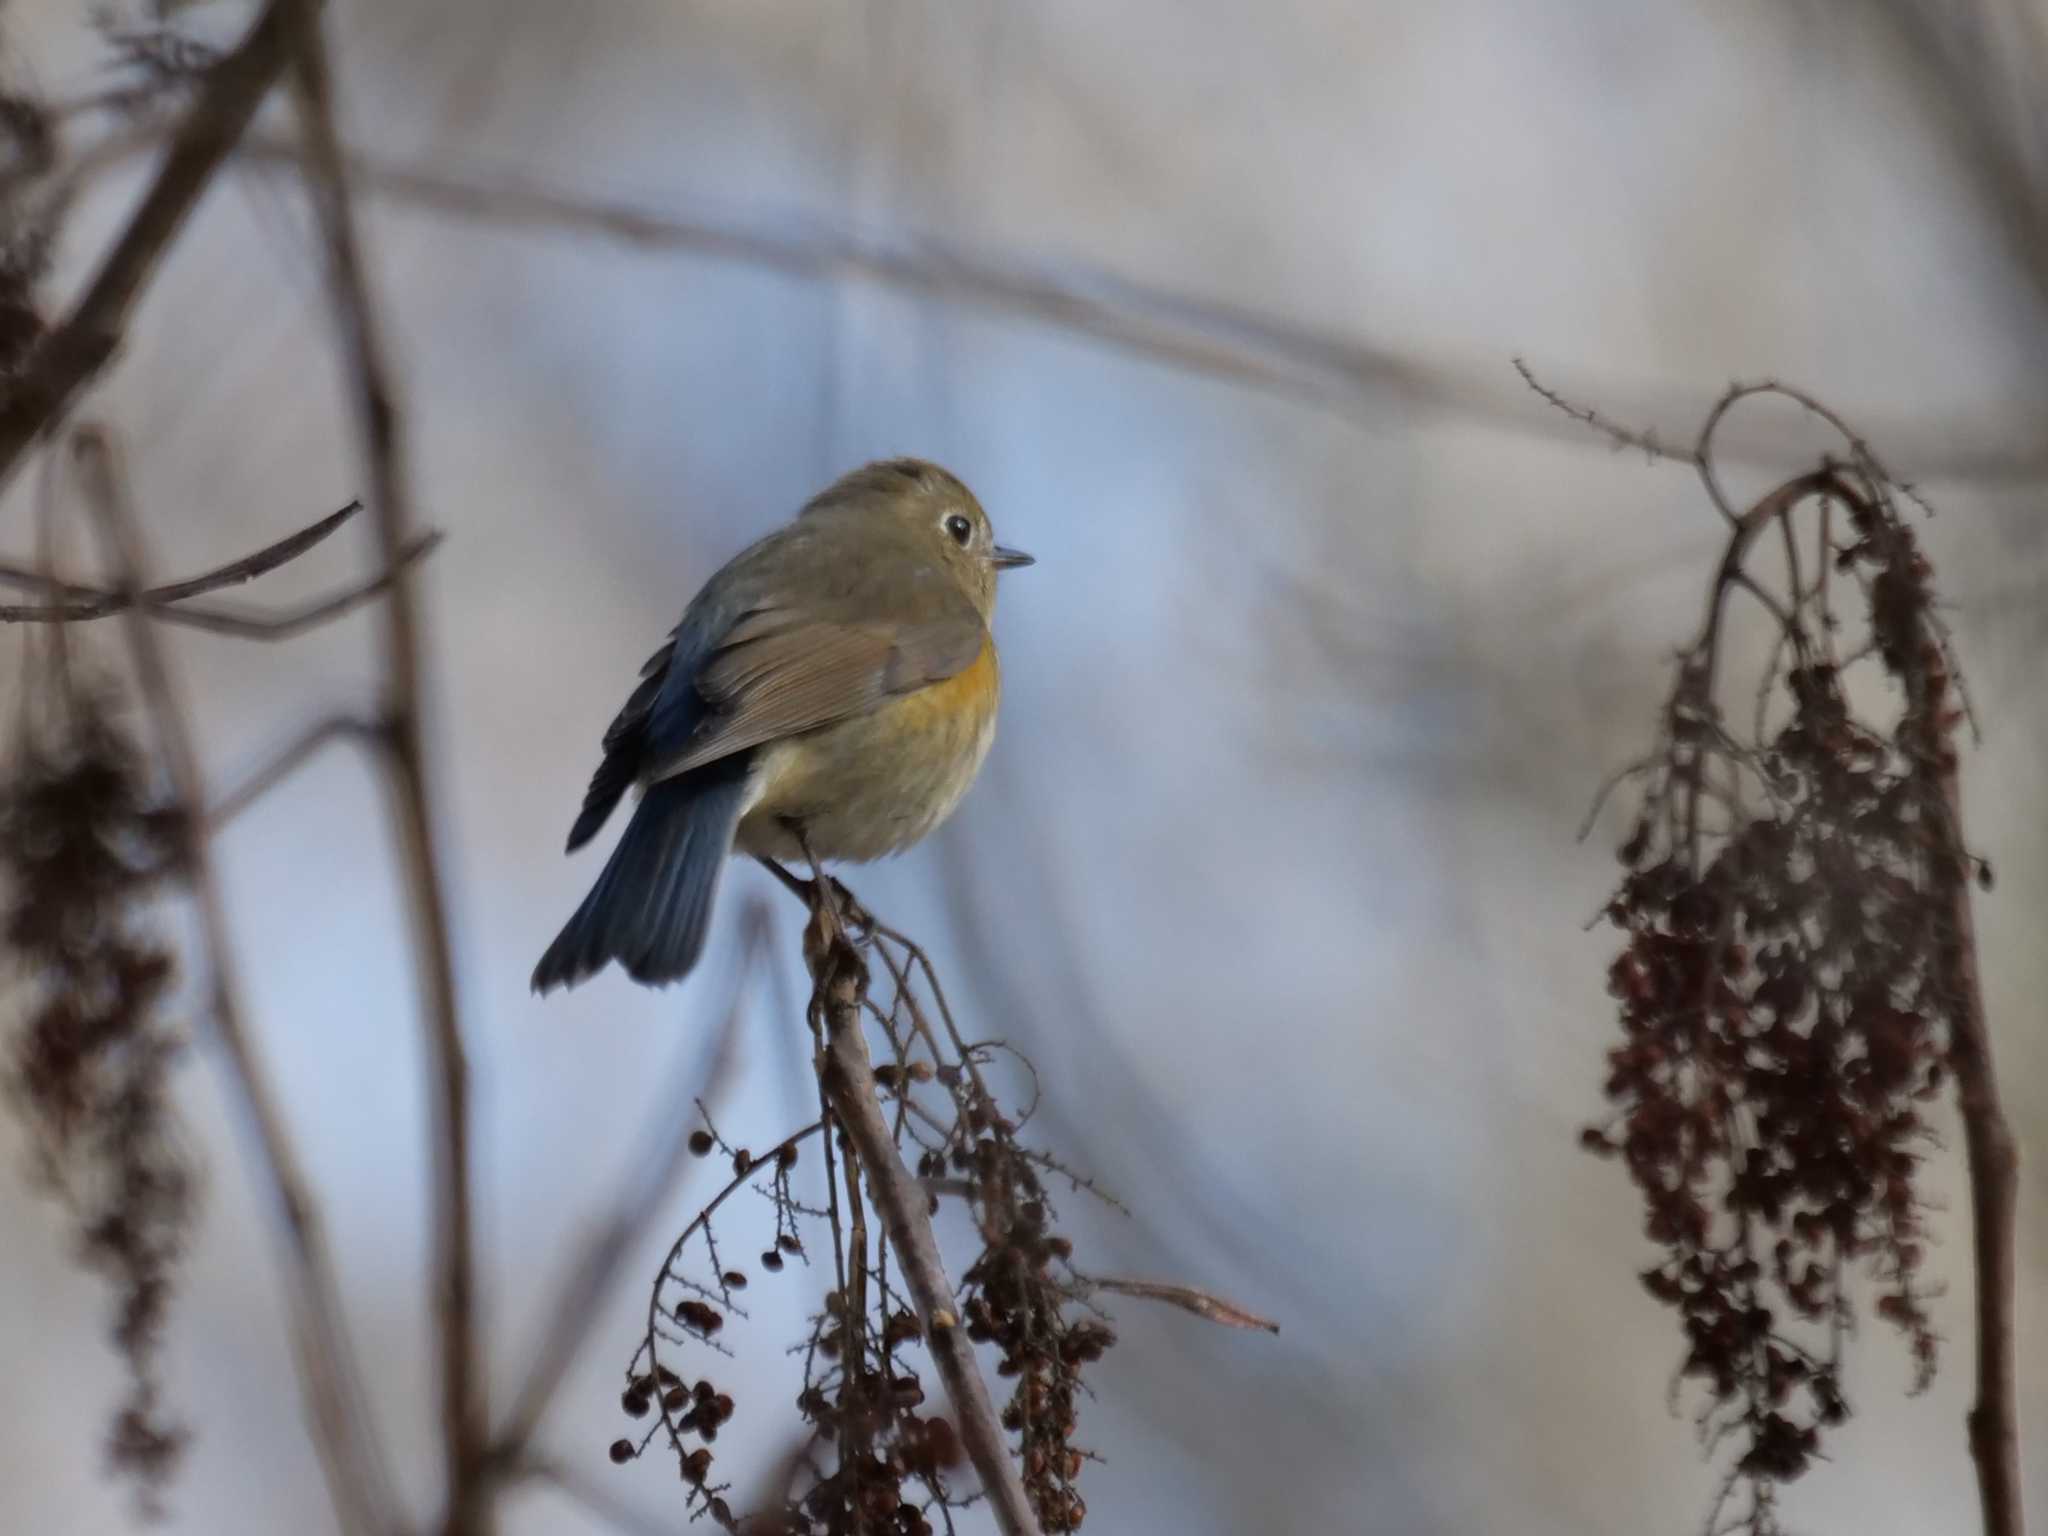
[285,12,489,1533]
[0,497,360,606]
[0,0,298,489]
[68,424,396,1536]
[226,139,2048,486]
[1919,649,2023,1536]
[808,920,1043,1536]
[0,512,443,637]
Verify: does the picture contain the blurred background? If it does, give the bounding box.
[3,1,2047,1532]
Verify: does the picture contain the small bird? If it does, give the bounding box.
[532,458,1032,993]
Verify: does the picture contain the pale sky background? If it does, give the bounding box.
[2,2,2047,1534]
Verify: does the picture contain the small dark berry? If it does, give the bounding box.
[687,1131,714,1157]
[608,1439,635,1464]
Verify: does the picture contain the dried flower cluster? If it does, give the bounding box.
[1,668,195,1509]
[954,1106,1109,1532]
[615,901,1119,1535]
[1575,393,1987,1532]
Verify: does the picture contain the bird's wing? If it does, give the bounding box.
[650,596,986,777]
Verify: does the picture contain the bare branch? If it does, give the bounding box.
[0,508,444,637]
[1515,358,1696,465]
[809,921,1043,1536]
[68,425,396,1536]
[1073,1275,1280,1335]
[0,1,299,489]
[0,496,359,605]
[1911,618,2022,1536]
[285,11,489,1532]
[222,136,2048,484]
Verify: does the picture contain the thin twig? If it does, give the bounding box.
[807,917,1043,1536]
[0,0,299,489]
[68,425,396,1536]
[286,12,489,1533]
[493,904,765,1461]
[0,523,443,635]
[1514,357,1696,465]
[1072,1275,1280,1334]
[0,496,360,607]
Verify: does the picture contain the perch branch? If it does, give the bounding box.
[0,0,299,488]
[68,426,395,1536]
[287,10,488,1532]
[807,918,1043,1536]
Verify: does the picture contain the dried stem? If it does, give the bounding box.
[286,11,488,1532]
[67,425,396,1536]
[1071,1275,1279,1334]
[0,497,360,611]
[1923,666,2022,1536]
[807,909,1044,1536]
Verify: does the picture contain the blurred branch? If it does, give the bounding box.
[492,904,764,1462]
[218,138,2048,485]
[25,101,2048,482]
[68,425,396,1536]
[286,9,489,1534]
[0,0,298,489]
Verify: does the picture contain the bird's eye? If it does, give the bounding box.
[944,513,973,547]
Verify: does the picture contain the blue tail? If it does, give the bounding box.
[531,757,753,993]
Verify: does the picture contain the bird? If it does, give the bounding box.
[532,458,1032,994]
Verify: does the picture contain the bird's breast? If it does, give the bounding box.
[736,636,1000,863]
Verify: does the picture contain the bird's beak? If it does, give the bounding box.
[993,545,1035,571]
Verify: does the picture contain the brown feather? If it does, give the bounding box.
[656,599,986,777]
